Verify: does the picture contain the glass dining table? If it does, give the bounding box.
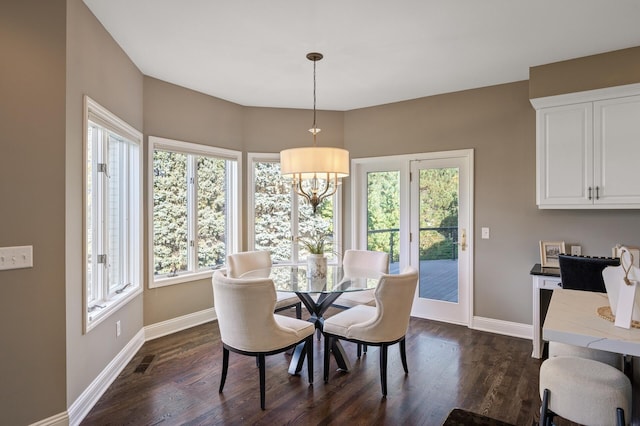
[240,264,382,375]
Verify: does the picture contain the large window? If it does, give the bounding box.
[85,96,143,332]
[248,153,340,264]
[149,136,241,287]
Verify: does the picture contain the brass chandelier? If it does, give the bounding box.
[280,52,349,213]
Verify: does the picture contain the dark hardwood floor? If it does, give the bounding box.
[81,308,555,426]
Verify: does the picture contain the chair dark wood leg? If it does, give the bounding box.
[540,388,551,426]
[363,344,367,353]
[324,335,331,383]
[219,347,229,393]
[399,337,408,374]
[357,343,362,358]
[295,302,302,319]
[258,354,266,410]
[306,336,314,384]
[616,407,625,426]
[380,344,388,397]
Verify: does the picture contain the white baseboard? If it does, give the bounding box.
[471,316,532,340]
[67,329,145,426]
[29,411,69,426]
[144,307,217,341]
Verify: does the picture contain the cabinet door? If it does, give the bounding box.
[594,95,640,206]
[537,103,593,207]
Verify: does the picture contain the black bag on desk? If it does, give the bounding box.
[558,254,620,293]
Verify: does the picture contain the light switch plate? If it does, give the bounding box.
[0,246,33,271]
[481,227,490,239]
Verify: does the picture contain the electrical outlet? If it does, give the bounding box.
[571,245,582,256]
[116,320,121,337]
[0,245,33,271]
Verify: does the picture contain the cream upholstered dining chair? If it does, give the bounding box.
[212,270,314,410]
[333,249,390,308]
[323,267,418,396]
[333,249,390,355]
[539,356,631,426]
[227,250,302,319]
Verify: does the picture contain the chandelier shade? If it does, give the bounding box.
[280,147,349,178]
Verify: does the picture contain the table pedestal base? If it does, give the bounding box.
[288,338,351,375]
[287,291,353,375]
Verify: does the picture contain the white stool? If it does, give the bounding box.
[539,356,631,426]
[548,341,623,370]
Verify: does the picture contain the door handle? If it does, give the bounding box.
[457,229,467,251]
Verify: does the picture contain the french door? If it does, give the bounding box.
[409,155,471,324]
[352,149,473,325]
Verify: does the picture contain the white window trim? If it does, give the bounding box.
[148,136,242,288]
[83,95,143,333]
[247,152,342,265]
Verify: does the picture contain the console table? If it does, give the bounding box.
[531,264,562,358]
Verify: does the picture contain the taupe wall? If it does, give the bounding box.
[66,0,145,410]
[529,46,640,99]
[0,1,67,424]
[344,80,640,324]
[242,106,344,153]
[345,82,540,323]
[142,77,243,325]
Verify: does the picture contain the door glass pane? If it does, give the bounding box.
[153,150,188,277]
[418,167,459,302]
[366,171,400,273]
[197,156,227,270]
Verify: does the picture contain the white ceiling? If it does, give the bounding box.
[83,0,640,111]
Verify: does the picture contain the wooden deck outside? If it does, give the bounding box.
[391,259,459,303]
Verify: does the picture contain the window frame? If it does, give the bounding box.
[148,136,242,288]
[247,152,342,265]
[83,95,143,333]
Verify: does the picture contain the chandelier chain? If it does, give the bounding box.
[312,57,317,146]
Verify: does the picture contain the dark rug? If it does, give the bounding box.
[442,408,515,426]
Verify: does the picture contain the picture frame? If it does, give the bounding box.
[539,240,566,268]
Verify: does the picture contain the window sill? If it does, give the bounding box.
[86,286,142,333]
[150,269,216,288]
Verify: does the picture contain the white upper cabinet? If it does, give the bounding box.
[536,102,593,207]
[594,96,640,206]
[531,84,640,209]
